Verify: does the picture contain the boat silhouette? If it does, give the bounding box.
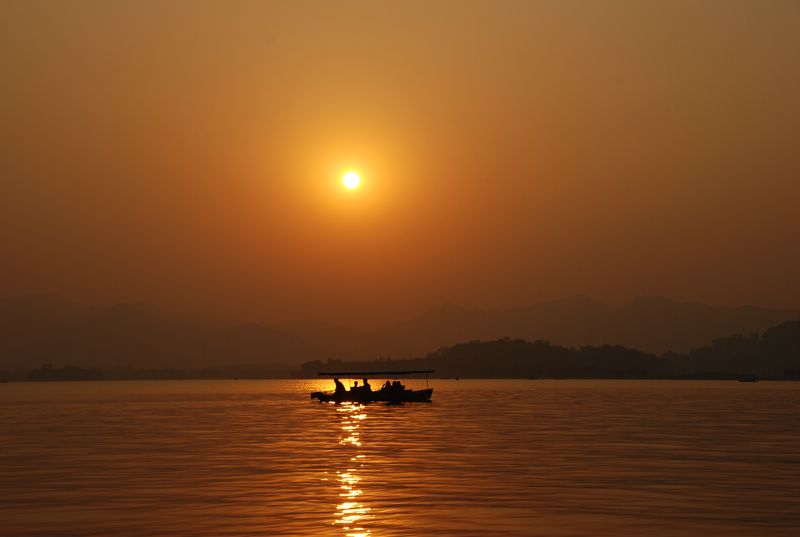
[310,370,434,403]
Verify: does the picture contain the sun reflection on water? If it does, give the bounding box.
[333,403,372,537]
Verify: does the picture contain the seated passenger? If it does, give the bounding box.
[334,378,346,395]
[362,378,372,392]
[381,380,392,391]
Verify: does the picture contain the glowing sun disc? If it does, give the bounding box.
[342,171,361,190]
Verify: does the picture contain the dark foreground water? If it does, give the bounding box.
[1,380,799,536]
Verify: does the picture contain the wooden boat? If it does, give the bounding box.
[310,369,434,403]
[310,388,433,403]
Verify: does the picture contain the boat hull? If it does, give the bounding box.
[310,388,433,403]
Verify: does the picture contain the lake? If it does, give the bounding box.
[1,379,798,536]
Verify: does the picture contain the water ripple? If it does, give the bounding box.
[1,379,798,536]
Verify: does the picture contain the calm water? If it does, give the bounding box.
[1,380,799,536]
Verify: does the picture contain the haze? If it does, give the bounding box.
[2,0,799,328]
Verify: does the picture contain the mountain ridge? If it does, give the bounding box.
[0,293,797,373]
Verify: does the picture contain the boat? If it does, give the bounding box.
[310,369,434,403]
[311,388,433,403]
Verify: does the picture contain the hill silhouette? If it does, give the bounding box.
[361,296,798,357]
[300,320,800,380]
[0,293,797,379]
[0,294,313,377]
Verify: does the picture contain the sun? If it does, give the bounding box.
[342,171,361,190]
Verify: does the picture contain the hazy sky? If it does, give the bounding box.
[2,0,799,326]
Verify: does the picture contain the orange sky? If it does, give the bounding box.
[2,0,799,327]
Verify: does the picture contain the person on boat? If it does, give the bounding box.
[392,380,404,391]
[352,380,359,392]
[381,380,392,391]
[362,378,372,392]
[333,378,346,395]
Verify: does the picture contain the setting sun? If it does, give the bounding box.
[342,171,361,190]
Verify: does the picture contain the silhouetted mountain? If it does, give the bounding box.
[670,319,800,379]
[300,339,659,379]
[1,294,797,378]
[299,320,800,380]
[0,294,314,375]
[609,296,798,354]
[365,296,799,357]
[496,296,613,347]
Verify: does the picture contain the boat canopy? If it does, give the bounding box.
[317,370,435,376]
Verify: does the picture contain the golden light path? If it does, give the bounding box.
[334,402,372,537]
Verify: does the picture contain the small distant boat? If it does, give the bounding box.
[738,376,759,383]
[310,369,434,403]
